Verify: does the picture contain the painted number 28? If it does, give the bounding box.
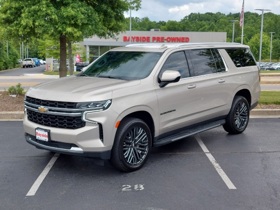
[122,184,144,192]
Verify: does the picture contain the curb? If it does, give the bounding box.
[250,109,280,118]
[0,111,24,121]
[1,110,280,121]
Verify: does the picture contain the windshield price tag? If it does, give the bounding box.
[35,128,50,142]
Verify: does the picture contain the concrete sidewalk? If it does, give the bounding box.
[261,73,280,84]
[0,74,59,91]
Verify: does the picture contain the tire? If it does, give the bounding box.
[111,117,152,172]
[223,96,250,134]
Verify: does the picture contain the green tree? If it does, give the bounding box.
[271,39,280,61]
[37,37,60,59]
[248,33,270,61]
[0,0,140,77]
[161,20,183,31]
[0,24,19,70]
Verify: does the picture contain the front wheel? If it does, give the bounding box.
[111,118,152,172]
[223,96,250,134]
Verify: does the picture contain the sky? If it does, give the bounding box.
[126,0,280,22]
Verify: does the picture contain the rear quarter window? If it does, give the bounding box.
[225,48,256,67]
[186,49,226,77]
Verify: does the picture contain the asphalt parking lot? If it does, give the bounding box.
[1,119,280,210]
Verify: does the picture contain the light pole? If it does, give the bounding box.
[129,0,132,43]
[129,4,132,32]
[269,32,275,62]
[230,20,238,42]
[255,9,270,65]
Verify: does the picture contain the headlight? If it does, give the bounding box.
[77,99,112,111]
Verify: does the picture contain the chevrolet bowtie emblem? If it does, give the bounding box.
[38,106,48,113]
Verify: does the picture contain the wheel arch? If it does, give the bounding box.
[234,89,251,107]
[119,111,155,141]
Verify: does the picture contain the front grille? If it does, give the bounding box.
[25,96,86,129]
[27,109,85,129]
[26,96,77,108]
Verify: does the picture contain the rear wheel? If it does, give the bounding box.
[223,96,250,134]
[111,117,152,172]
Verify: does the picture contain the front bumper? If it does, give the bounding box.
[25,133,111,159]
[23,110,116,160]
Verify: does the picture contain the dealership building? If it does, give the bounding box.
[82,30,227,62]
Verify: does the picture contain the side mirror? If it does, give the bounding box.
[159,70,181,88]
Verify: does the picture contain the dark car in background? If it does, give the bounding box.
[75,62,89,71]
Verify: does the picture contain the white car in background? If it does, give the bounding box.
[267,62,280,70]
[21,58,35,68]
[39,59,46,65]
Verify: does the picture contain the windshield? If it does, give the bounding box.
[79,51,162,80]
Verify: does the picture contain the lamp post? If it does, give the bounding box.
[269,32,275,62]
[255,9,271,65]
[129,4,132,32]
[230,20,238,42]
[129,0,132,43]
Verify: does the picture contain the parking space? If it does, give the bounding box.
[1,119,280,210]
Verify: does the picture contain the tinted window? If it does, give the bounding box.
[161,51,190,78]
[225,48,256,67]
[81,51,162,80]
[212,49,226,72]
[187,49,224,76]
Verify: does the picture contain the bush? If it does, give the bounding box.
[0,41,19,70]
[7,83,25,95]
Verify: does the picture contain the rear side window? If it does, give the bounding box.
[186,49,225,76]
[225,48,256,67]
[211,49,226,73]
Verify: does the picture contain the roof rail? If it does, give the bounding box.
[125,42,243,48]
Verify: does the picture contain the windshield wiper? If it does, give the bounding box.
[97,75,125,80]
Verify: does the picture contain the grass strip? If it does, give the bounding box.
[260,70,280,73]
[259,91,280,105]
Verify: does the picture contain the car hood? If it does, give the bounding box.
[27,76,141,102]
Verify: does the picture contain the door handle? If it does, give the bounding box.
[187,84,196,89]
[218,79,225,84]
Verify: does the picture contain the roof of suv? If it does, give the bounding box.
[110,42,248,52]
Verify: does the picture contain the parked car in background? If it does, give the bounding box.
[21,58,35,68]
[266,62,280,70]
[32,58,41,66]
[262,62,274,70]
[259,62,280,70]
[75,62,89,71]
[39,59,46,65]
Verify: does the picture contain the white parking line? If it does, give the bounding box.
[26,153,60,196]
[195,136,237,190]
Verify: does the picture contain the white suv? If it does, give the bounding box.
[23,43,260,172]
